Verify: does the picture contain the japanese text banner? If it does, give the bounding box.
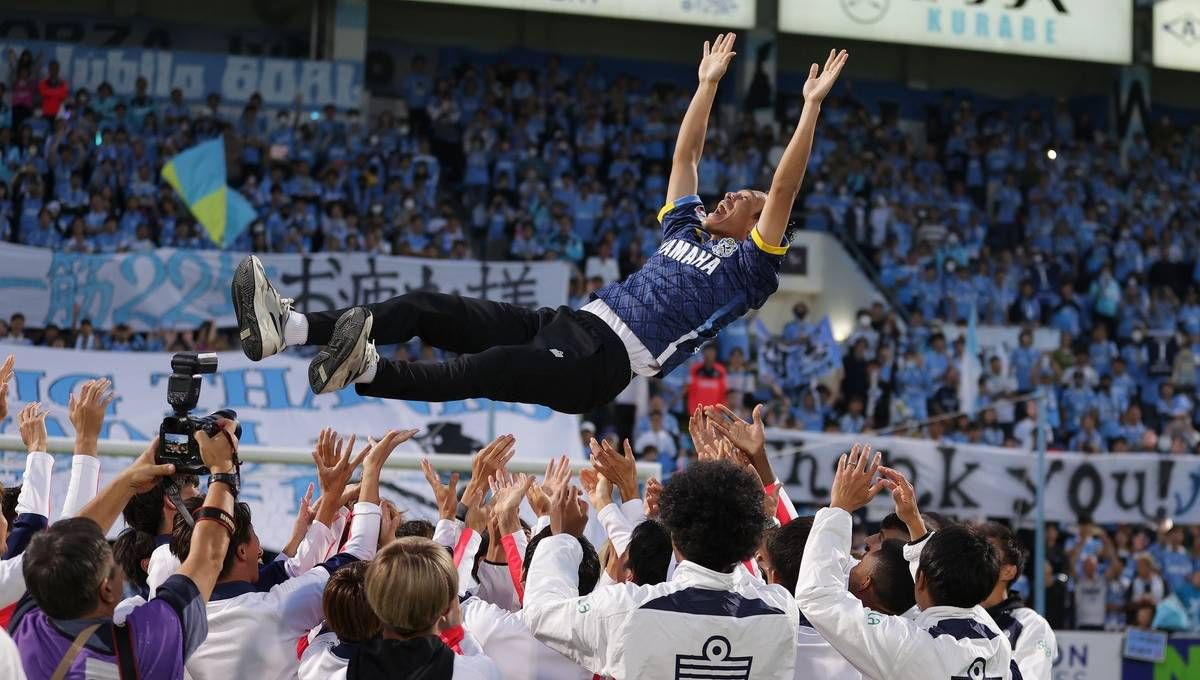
[0,244,571,331]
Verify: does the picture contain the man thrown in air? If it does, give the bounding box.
[231,35,848,414]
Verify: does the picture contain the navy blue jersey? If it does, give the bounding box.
[594,194,787,378]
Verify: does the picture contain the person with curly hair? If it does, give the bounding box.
[521,460,800,678]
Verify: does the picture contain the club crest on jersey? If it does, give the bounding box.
[712,238,738,258]
[675,636,751,680]
[657,238,722,275]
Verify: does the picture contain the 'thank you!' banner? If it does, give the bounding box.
[0,243,572,332]
[767,430,1200,524]
[0,38,362,108]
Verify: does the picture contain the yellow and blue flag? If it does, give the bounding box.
[161,137,256,248]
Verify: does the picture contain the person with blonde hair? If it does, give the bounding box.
[354,537,498,679]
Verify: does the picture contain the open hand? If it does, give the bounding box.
[579,467,613,511]
[802,49,849,103]
[18,402,47,453]
[489,469,533,516]
[550,482,589,538]
[364,428,419,472]
[312,428,369,497]
[829,442,889,514]
[699,33,737,84]
[644,477,663,519]
[0,354,13,422]
[69,378,114,449]
[465,434,516,506]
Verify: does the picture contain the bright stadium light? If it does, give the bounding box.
[1046,149,1058,160]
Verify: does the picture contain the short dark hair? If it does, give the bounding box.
[766,516,815,593]
[122,474,198,534]
[879,513,909,539]
[23,517,114,618]
[627,520,672,586]
[396,519,435,539]
[322,561,380,642]
[659,461,767,571]
[872,540,917,614]
[976,522,1026,586]
[172,498,254,578]
[522,526,601,595]
[917,525,999,608]
[921,512,955,532]
[113,526,157,590]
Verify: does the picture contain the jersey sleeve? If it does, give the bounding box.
[657,195,706,239]
[737,226,788,308]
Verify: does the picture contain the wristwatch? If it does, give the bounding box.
[208,472,241,498]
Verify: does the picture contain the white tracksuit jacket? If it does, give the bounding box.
[796,508,1017,680]
[905,532,1056,680]
[522,533,799,680]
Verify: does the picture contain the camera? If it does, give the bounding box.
[158,352,239,475]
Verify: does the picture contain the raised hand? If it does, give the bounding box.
[421,458,460,521]
[829,442,889,514]
[363,428,418,473]
[707,403,774,485]
[0,354,13,422]
[378,500,403,548]
[464,434,516,506]
[644,477,663,519]
[18,402,48,453]
[689,406,722,454]
[69,378,114,453]
[802,48,849,103]
[579,467,613,511]
[282,483,315,558]
[879,466,927,539]
[589,438,638,502]
[550,482,589,538]
[489,470,532,516]
[699,32,737,84]
[311,429,369,526]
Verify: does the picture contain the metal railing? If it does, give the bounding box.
[0,434,662,479]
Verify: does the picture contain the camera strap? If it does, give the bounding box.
[163,478,194,527]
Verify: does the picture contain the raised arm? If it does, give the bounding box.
[756,49,848,248]
[76,437,177,534]
[61,379,113,518]
[666,33,736,203]
[175,423,239,601]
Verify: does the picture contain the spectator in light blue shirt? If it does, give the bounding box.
[792,390,826,431]
[838,396,866,434]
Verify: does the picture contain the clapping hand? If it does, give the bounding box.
[589,438,638,501]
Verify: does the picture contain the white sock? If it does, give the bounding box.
[353,356,378,384]
[282,312,309,346]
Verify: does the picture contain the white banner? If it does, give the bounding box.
[405,0,755,28]
[1154,0,1200,72]
[767,431,1200,524]
[0,345,580,548]
[780,0,1132,64]
[0,244,571,332]
[1053,632,1123,680]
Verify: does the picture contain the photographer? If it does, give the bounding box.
[10,420,239,679]
[177,427,412,680]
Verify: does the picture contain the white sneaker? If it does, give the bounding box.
[309,307,377,394]
[232,255,293,361]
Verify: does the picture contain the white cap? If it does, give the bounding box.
[580,421,596,433]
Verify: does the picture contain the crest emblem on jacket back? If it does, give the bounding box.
[674,635,751,680]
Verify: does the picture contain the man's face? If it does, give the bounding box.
[703,190,766,240]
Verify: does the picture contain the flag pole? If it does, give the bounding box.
[1033,387,1047,615]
